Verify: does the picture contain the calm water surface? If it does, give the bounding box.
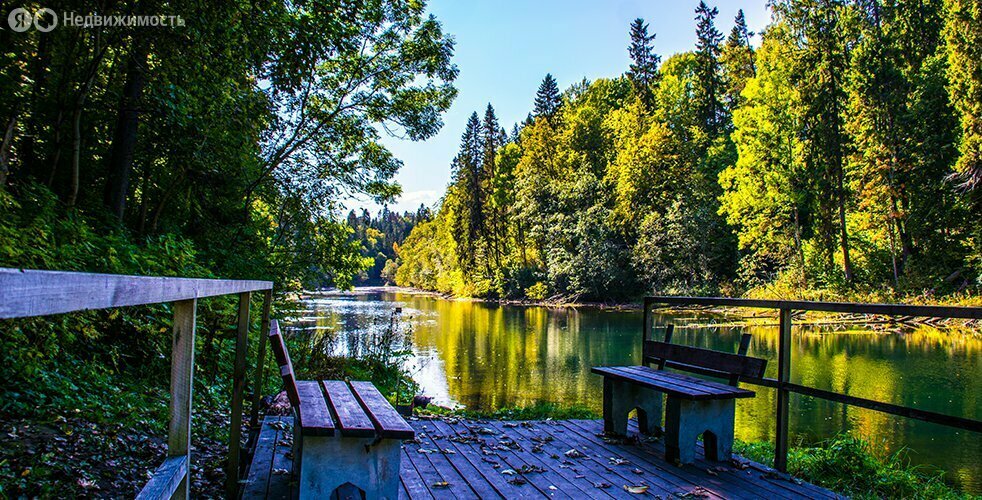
[288,290,981,493]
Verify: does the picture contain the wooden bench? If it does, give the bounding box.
[592,325,766,465]
[243,319,414,499]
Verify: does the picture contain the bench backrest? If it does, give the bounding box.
[268,319,301,408]
[643,326,766,385]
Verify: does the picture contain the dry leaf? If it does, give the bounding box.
[624,484,649,494]
[564,448,585,458]
[432,481,450,488]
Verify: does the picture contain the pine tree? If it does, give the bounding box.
[450,112,485,270]
[780,0,854,282]
[482,104,505,268]
[694,1,727,138]
[534,74,562,119]
[626,18,661,108]
[721,9,756,109]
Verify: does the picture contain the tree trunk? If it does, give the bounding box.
[0,114,16,188]
[104,45,148,219]
[67,105,82,207]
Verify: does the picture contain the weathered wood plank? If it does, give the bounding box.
[0,268,271,319]
[136,455,188,500]
[481,420,582,499]
[620,366,756,397]
[399,447,436,500]
[593,366,754,400]
[495,420,627,498]
[427,419,537,499]
[250,289,273,432]
[268,320,293,371]
[401,433,457,500]
[642,341,767,379]
[227,292,252,498]
[266,417,295,500]
[241,416,280,499]
[279,366,301,408]
[350,381,414,439]
[296,381,334,436]
[321,380,375,438]
[559,420,736,500]
[168,299,196,500]
[412,423,484,499]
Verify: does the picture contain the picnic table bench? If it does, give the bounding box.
[592,325,766,465]
[242,320,414,499]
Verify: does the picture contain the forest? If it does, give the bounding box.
[394,0,982,302]
[346,206,431,285]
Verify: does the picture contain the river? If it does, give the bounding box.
[287,289,981,493]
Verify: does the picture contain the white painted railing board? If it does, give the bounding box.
[0,268,272,318]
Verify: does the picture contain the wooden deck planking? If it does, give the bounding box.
[245,416,841,499]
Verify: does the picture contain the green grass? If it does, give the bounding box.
[734,435,975,499]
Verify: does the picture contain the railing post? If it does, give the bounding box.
[226,292,251,498]
[774,307,792,472]
[642,297,651,343]
[169,298,196,500]
[249,289,272,431]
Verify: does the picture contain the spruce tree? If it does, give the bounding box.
[694,1,727,138]
[534,74,562,119]
[721,9,756,109]
[626,18,661,108]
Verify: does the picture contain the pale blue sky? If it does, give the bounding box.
[348,0,771,214]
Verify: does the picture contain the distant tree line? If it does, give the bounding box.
[345,206,431,286]
[394,0,981,301]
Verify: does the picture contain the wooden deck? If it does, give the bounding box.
[243,416,842,499]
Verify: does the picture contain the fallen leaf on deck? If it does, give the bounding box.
[508,477,528,485]
[609,457,630,465]
[594,481,611,489]
[624,484,649,494]
[432,482,450,488]
[632,468,643,474]
[564,448,585,458]
[501,469,517,475]
[272,468,289,475]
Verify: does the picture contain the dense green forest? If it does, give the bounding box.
[394,0,982,302]
[346,206,431,285]
[0,1,455,495]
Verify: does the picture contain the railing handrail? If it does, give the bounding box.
[646,295,982,319]
[0,268,274,499]
[642,295,982,473]
[0,267,273,319]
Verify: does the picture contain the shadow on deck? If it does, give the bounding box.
[244,416,841,499]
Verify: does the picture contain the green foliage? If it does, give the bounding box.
[734,435,971,499]
[395,0,980,302]
[448,402,599,421]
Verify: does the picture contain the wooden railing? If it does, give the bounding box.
[0,268,275,499]
[643,296,982,473]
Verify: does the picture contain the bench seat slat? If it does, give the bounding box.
[296,380,334,436]
[322,380,376,438]
[350,381,415,440]
[618,366,723,395]
[622,366,755,397]
[592,366,755,400]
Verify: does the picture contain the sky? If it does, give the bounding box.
[345,0,771,214]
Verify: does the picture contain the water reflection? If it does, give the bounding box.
[291,290,981,493]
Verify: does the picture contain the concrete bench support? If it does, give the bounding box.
[299,435,401,499]
[663,397,735,464]
[602,378,663,436]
